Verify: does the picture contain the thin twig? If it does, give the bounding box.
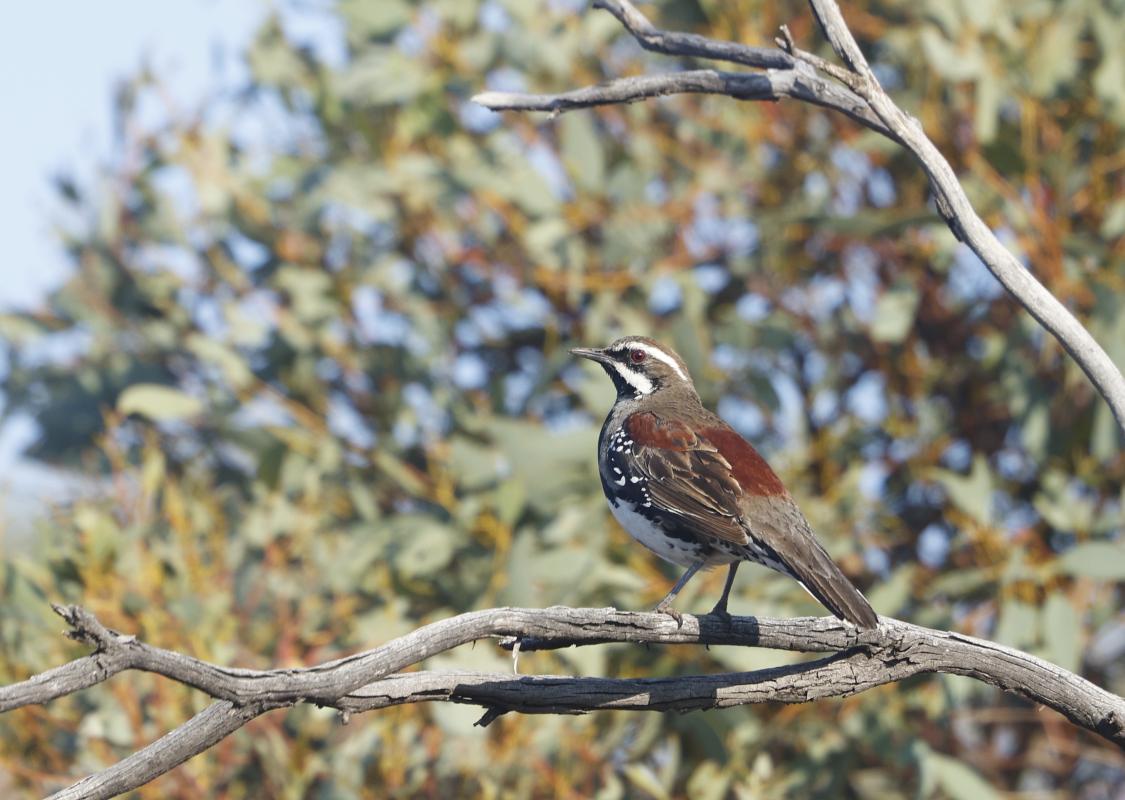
[592,0,794,71]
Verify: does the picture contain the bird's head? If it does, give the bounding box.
[571,336,695,400]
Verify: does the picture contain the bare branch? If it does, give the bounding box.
[801,0,1125,432]
[5,604,866,715]
[48,702,258,800]
[592,0,794,71]
[474,70,895,143]
[341,653,876,716]
[474,71,777,112]
[5,604,1123,798]
[473,0,1125,433]
[473,66,893,139]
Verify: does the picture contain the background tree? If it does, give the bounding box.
[1,0,1124,796]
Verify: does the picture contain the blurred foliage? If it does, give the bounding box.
[1,0,1124,796]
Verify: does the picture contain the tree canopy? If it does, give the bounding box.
[1,0,1123,796]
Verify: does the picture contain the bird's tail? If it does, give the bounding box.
[743,497,880,629]
[795,554,879,630]
[765,513,879,629]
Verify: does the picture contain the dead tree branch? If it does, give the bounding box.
[1,604,1122,798]
[472,0,1125,434]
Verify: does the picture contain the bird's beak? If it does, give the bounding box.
[570,346,613,365]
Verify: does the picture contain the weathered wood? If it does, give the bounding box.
[0,604,1119,798]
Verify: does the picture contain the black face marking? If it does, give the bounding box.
[600,360,655,399]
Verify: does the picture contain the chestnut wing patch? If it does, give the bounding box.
[624,411,697,451]
[624,412,749,545]
[697,425,786,497]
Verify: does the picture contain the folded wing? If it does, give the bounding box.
[625,411,878,628]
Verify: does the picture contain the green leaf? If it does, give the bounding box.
[560,112,605,192]
[867,564,915,616]
[1042,594,1081,672]
[275,266,337,322]
[869,285,919,343]
[622,764,670,800]
[117,384,203,421]
[1057,542,1125,580]
[928,567,991,597]
[929,456,992,524]
[494,478,526,528]
[994,599,1038,650]
[187,335,255,391]
[925,750,1000,800]
[1020,402,1049,459]
[685,762,731,800]
[523,218,570,269]
[338,0,412,39]
[919,26,984,82]
[337,48,432,106]
[487,419,594,512]
[393,520,455,579]
[1099,200,1125,239]
[247,17,308,88]
[1033,470,1096,533]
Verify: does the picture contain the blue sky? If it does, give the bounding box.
[0,0,267,310]
[0,1,267,532]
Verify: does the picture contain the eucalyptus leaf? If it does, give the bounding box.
[994,599,1038,650]
[1043,594,1082,673]
[1057,543,1125,580]
[560,112,605,193]
[869,286,919,343]
[925,750,1000,800]
[929,456,993,525]
[117,384,203,421]
[393,520,455,579]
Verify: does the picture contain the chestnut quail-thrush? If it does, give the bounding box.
[572,336,878,629]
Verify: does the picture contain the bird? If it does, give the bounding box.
[571,336,878,629]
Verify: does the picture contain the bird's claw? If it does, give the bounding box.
[655,602,684,627]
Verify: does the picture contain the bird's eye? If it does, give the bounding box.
[629,349,647,364]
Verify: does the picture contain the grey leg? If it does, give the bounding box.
[709,562,740,621]
[654,560,705,626]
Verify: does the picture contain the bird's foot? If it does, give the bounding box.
[707,603,733,625]
[654,601,684,627]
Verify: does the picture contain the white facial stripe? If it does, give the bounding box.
[610,360,654,395]
[630,342,688,381]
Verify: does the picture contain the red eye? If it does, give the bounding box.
[630,349,646,364]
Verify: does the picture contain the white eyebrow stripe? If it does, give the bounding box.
[610,360,654,395]
[631,342,688,381]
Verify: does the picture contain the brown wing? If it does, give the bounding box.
[626,411,878,628]
[625,412,750,545]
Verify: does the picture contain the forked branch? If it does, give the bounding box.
[2,604,1123,798]
[472,0,1125,434]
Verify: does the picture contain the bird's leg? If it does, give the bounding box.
[654,560,704,626]
[709,562,740,623]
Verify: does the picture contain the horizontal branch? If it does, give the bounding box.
[341,653,875,717]
[2,603,1121,798]
[473,65,892,138]
[7,603,867,716]
[474,70,777,111]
